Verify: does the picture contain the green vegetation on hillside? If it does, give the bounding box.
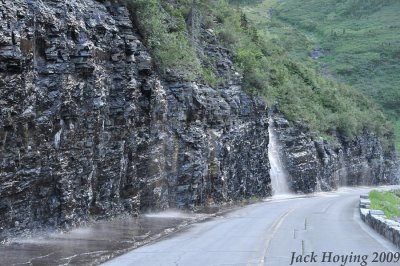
[126,0,200,76]
[125,0,393,145]
[369,190,400,219]
[394,120,400,151]
[236,0,400,150]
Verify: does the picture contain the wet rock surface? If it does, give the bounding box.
[0,0,270,240]
[271,110,398,193]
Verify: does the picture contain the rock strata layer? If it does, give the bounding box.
[0,0,271,238]
[271,111,398,193]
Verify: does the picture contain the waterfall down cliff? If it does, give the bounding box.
[268,119,291,195]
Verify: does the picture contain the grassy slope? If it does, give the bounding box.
[127,0,393,148]
[369,190,400,219]
[394,120,400,151]
[237,0,400,151]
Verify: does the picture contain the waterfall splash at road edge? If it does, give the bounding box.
[268,118,292,196]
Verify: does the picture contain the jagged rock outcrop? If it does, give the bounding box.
[0,0,271,239]
[271,110,398,193]
[0,0,397,241]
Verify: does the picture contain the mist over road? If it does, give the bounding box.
[103,187,399,266]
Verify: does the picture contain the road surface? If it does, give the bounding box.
[103,187,399,266]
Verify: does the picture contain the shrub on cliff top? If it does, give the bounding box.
[126,0,200,77]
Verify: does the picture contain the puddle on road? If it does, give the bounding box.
[0,211,205,266]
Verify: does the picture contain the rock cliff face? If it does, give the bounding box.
[271,111,398,193]
[0,0,271,238]
[0,0,397,240]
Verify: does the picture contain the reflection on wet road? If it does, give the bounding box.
[0,211,207,266]
[103,187,399,266]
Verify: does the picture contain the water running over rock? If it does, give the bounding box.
[268,118,291,196]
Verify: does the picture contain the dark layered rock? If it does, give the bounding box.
[0,0,397,241]
[271,111,398,193]
[159,82,270,208]
[0,0,271,239]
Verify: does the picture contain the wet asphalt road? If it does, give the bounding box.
[103,187,399,266]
